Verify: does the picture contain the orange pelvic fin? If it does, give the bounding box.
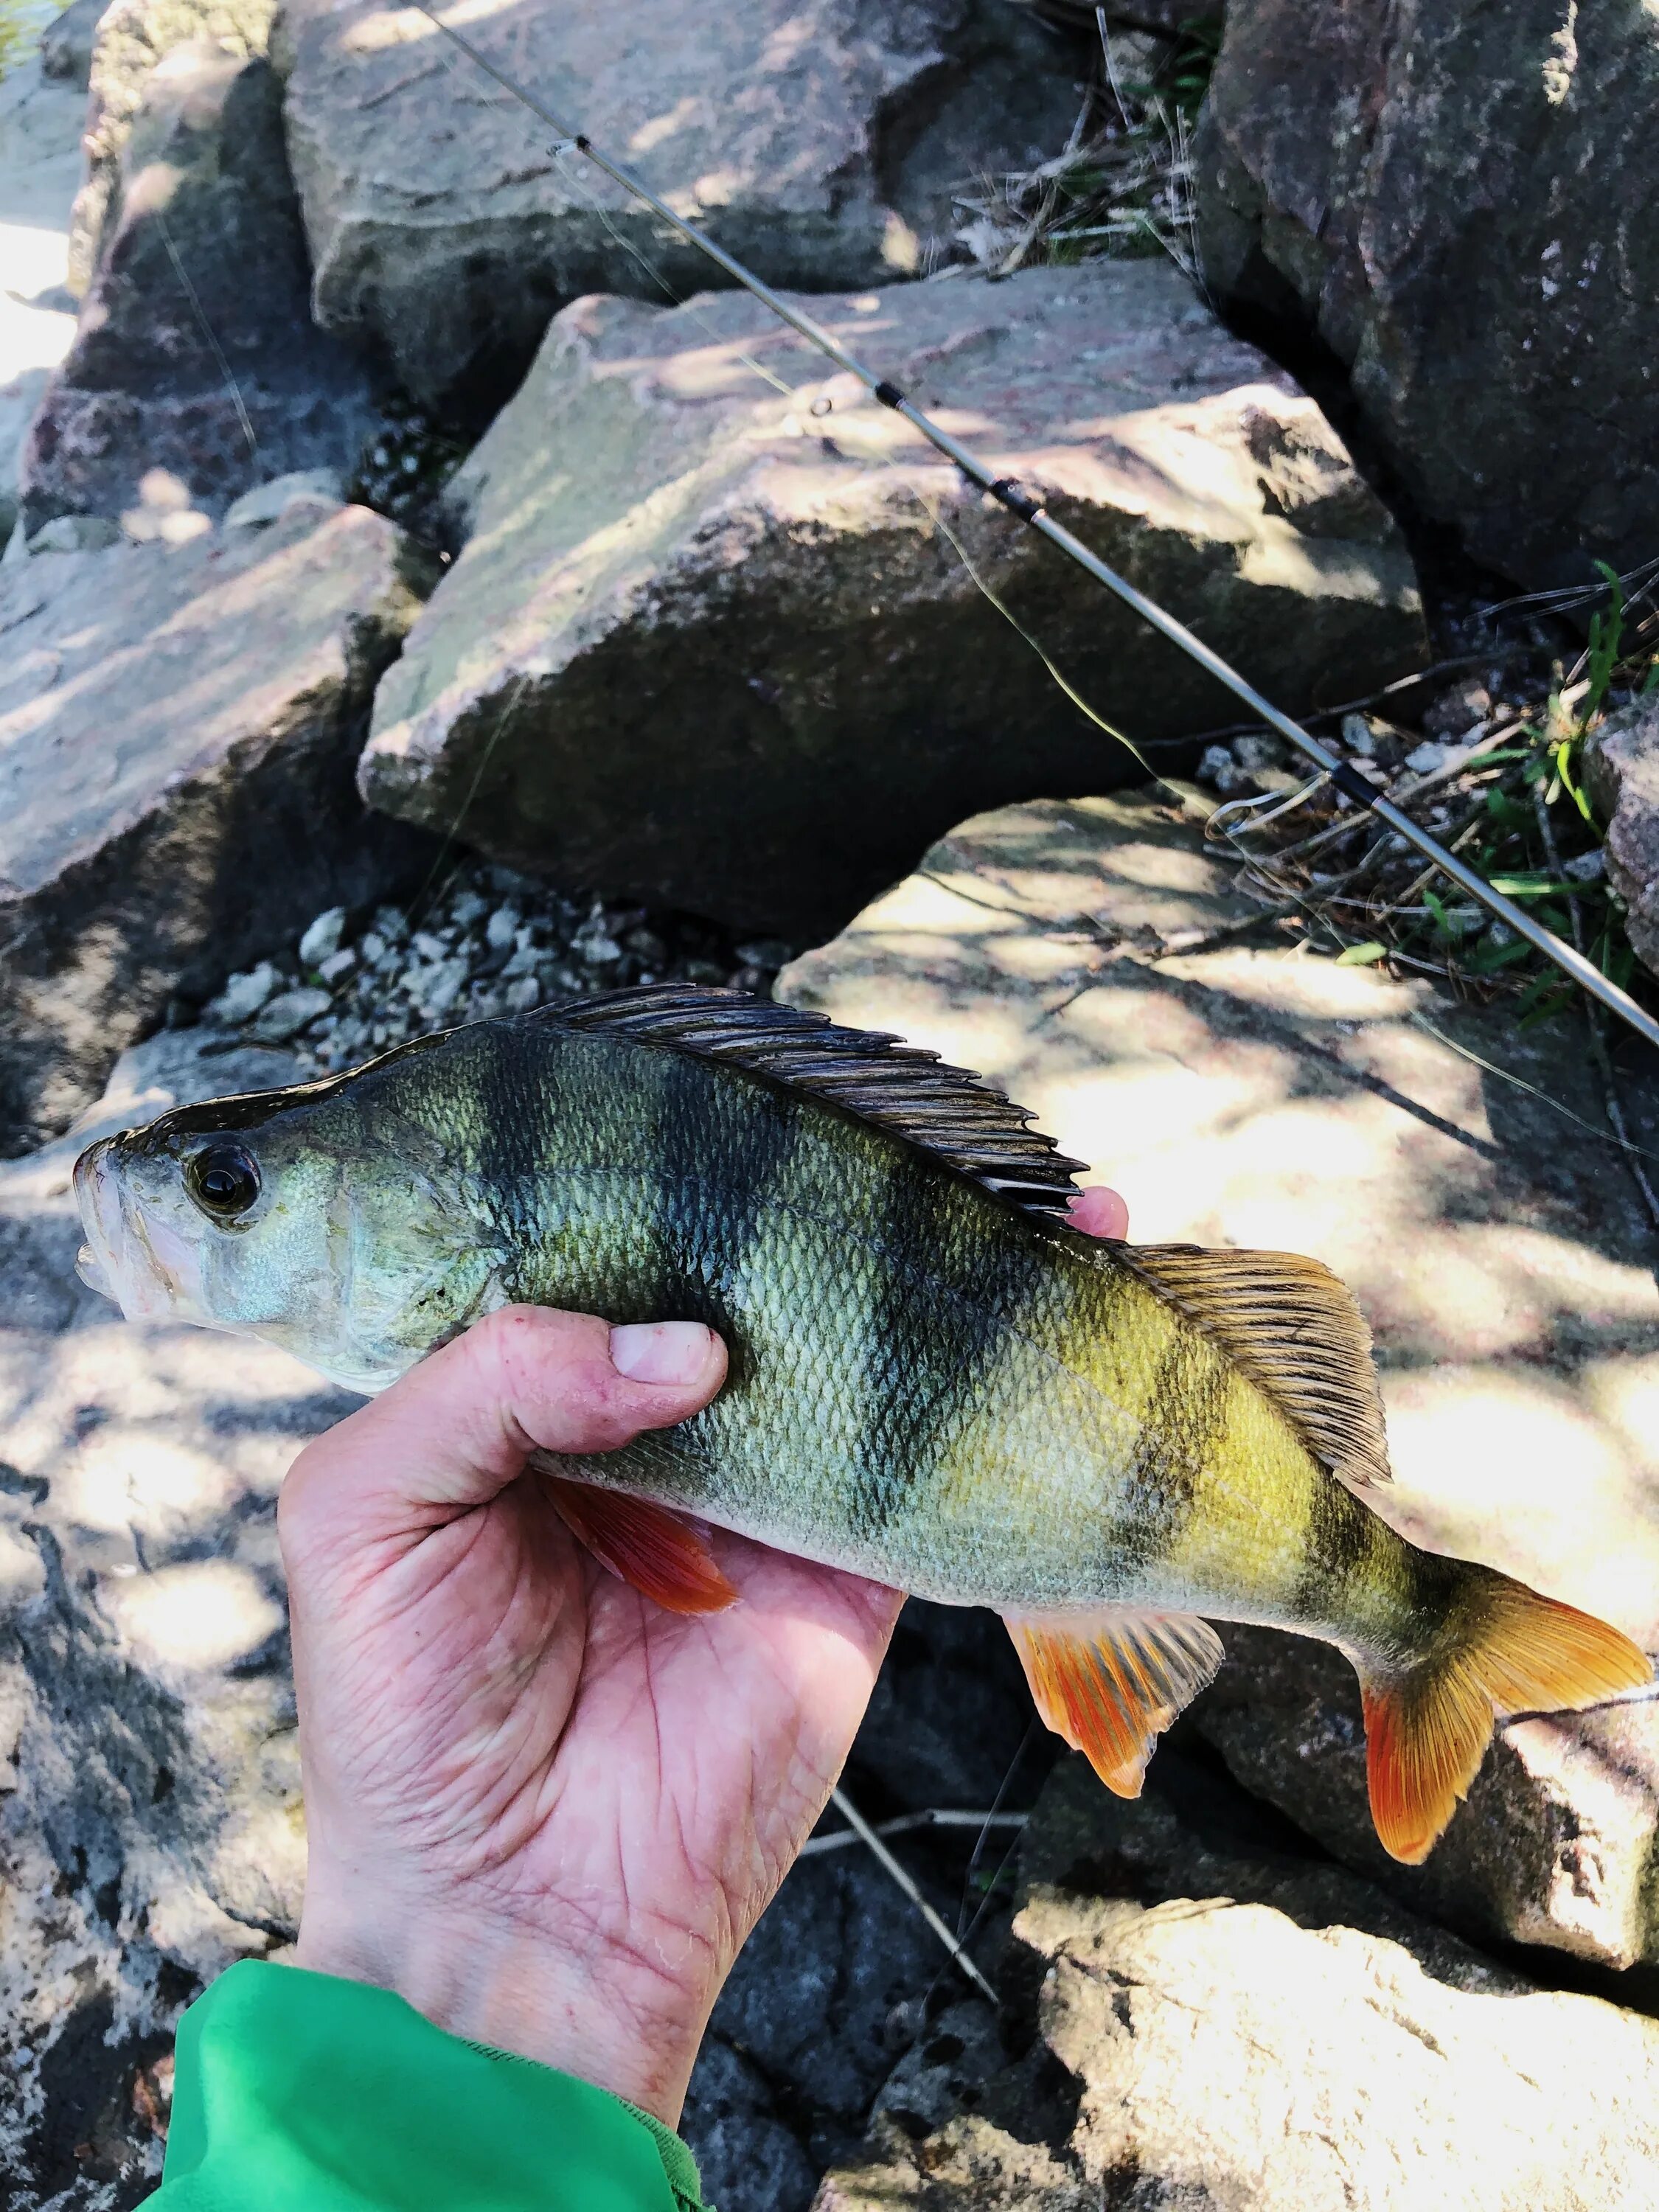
[544,1475,738,1615]
[1006,1607,1224,1797]
[1360,1571,1652,1865]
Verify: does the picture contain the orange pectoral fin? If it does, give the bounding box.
[543,1474,738,1615]
[1006,1608,1225,1798]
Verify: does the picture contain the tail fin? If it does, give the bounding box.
[1360,1570,1651,1865]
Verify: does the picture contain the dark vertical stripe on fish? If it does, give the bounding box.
[1121,1317,1229,1571]
[655,1048,805,1377]
[1294,1466,1387,1629]
[842,1159,1051,1548]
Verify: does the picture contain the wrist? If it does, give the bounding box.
[293,1875,716,2123]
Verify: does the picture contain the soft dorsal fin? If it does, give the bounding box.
[540,984,1087,1218]
[1121,1243,1392,1487]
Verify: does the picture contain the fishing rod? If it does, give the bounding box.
[411,3,1659,1059]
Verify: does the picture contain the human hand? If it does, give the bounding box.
[279,1185,1127,2124]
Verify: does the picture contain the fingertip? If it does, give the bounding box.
[1068,1184,1130,1240]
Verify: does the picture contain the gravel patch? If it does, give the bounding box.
[189,860,795,1079]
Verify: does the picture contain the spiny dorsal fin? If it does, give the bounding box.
[1122,1243,1392,1487]
[539,984,1087,1218]
[1005,1607,1225,1796]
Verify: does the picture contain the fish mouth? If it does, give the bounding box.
[73,1138,201,1322]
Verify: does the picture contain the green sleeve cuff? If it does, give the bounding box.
[151,1958,706,2212]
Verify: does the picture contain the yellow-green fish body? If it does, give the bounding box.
[74,987,1649,1862]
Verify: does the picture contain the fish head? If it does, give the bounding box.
[73,1056,504,1393]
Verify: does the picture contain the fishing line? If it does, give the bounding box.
[404,0,1659,1059]
[158,211,259,465]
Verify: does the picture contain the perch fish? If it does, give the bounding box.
[73,986,1649,1864]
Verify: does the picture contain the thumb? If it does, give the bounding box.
[279,1304,726,1557]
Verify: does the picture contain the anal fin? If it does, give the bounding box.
[1006,1607,1224,1796]
[543,1473,738,1615]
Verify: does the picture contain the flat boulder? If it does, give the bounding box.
[0,504,432,1153]
[1195,0,1659,591]
[361,261,1425,938]
[275,0,1089,411]
[820,1755,1659,2211]
[23,32,378,533]
[780,785,1659,1969]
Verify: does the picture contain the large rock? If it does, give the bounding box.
[22,35,378,534]
[361,262,1425,937]
[0,503,434,1153]
[780,785,1659,1969]
[274,0,1088,412]
[1585,693,1659,981]
[1195,0,1659,591]
[69,0,277,293]
[819,1754,1659,2211]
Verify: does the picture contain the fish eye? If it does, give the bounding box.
[185,1142,262,1221]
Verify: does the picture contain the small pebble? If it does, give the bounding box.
[299,907,347,967]
[486,906,519,950]
[205,962,280,1024]
[1563,849,1606,883]
[1233,732,1287,773]
[248,987,333,1043]
[1404,740,1447,776]
[505,975,543,1014]
[318,947,357,984]
[1340,714,1377,757]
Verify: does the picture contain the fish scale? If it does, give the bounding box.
[72,984,1651,1865]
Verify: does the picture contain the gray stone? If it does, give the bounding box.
[38,0,107,86]
[780,785,1659,1967]
[1195,0,1659,591]
[224,468,344,531]
[819,1755,1659,2211]
[22,35,379,534]
[0,503,434,1154]
[26,512,122,552]
[275,0,1090,411]
[361,260,1423,937]
[203,961,280,1024]
[296,904,347,965]
[1585,695,1659,980]
[68,0,276,293]
[246,985,331,1043]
